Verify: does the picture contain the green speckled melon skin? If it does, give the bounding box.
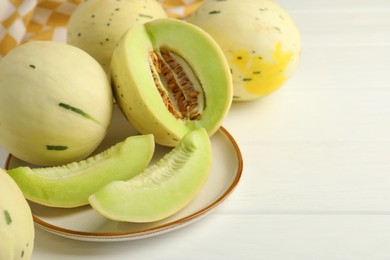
[0,41,113,166]
[0,169,34,260]
[67,0,167,73]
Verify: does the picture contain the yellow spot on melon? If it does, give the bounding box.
[230,42,293,96]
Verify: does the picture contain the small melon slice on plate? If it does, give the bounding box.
[89,128,212,223]
[7,135,155,208]
[111,18,233,146]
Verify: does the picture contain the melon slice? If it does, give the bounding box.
[7,135,155,208]
[89,128,212,223]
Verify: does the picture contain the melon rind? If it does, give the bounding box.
[89,128,212,223]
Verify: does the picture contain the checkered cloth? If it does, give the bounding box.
[0,0,203,58]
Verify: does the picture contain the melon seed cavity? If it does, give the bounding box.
[149,48,205,120]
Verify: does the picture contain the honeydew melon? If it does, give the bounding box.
[0,168,34,260]
[0,41,113,166]
[111,18,233,146]
[187,0,301,101]
[89,128,212,223]
[67,0,167,73]
[7,134,155,208]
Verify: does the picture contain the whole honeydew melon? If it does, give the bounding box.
[67,0,167,73]
[0,168,34,260]
[187,0,301,101]
[0,41,113,166]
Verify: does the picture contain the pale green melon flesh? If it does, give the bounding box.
[7,135,155,208]
[111,18,232,146]
[0,169,34,260]
[89,128,212,223]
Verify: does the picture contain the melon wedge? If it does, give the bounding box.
[89,128,212,222]
[7,135,155,208]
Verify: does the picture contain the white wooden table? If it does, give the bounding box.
[2,0,390,259]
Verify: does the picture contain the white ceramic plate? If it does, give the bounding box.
[5,106,243,242]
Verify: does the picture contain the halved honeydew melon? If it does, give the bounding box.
[111,18,233,146]
[89,128,212,223]
[7,135,155,208]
